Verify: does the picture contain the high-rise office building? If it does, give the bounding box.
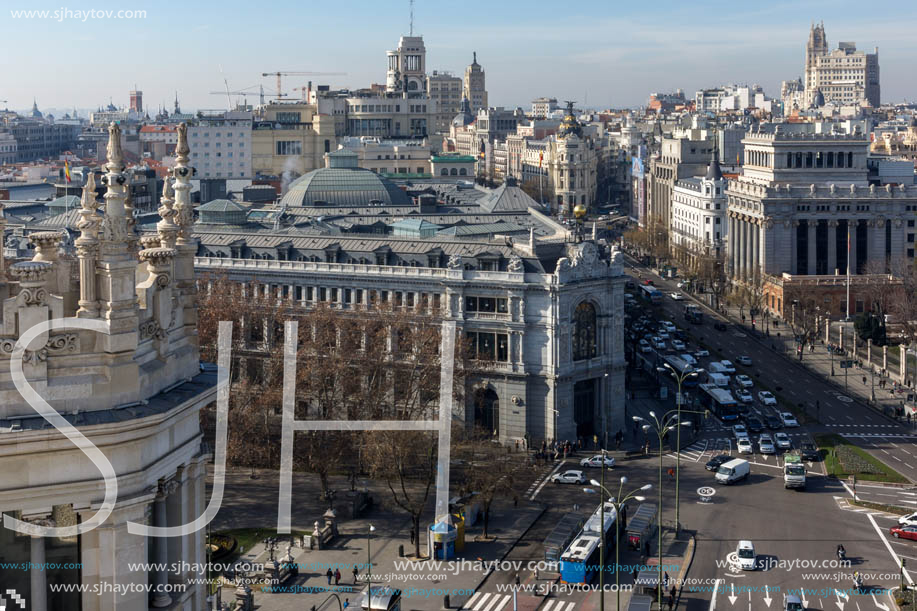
[463,52,488,112]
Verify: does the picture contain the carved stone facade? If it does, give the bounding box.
[0,122,216,610]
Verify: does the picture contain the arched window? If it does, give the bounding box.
[450,168,458,176]
[441,168,448,176]
[459,168,467,176]
[572,302,597,361]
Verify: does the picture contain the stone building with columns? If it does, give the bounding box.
[726,127,917,317]
[0,123,216,609]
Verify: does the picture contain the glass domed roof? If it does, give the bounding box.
[280,165,413,208]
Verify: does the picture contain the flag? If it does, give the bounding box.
[64,160,71,183]
[538,151,544,169]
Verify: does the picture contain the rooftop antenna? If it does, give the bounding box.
[409,0,414,35]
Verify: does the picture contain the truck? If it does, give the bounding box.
[715,458,750,484]
[625,503,657,551]
[784,453,806,489]
[684,304,703,324]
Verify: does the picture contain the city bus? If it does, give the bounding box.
[560,501,618,584]
[697,383,739,422]
[639,284,662,305]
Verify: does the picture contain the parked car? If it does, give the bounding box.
[551,470,587,485]
[774,432,792,450]
[705,454,733,472]
[694,348,710,358]
[758,391,777,406]
[732,424,749,439]
[890,526,917,541]
[720,360,736,374]
[736,356,753,366]
[758,434,776,454]
[780,412,800,427]
[745,417,765,433]
[672,339,686,351]
[735,389,754,404]
[737,438,754,454]
[580,455,615,468]
[799,441,820,461]
[765,415,783,430]
[670,292,685,301]
[736,374,754,388]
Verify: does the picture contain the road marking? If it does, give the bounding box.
[481,594,505,611]
[530,461,566,500]
[709,578,723,611]
[492,595,512,611]
[463,593,484,610]
[866,512,915,587]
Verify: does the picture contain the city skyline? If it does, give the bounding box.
[4,0,917,113]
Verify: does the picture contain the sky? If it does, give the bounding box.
[3,0,917,114]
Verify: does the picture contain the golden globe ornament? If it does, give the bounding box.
[573,203,587,219]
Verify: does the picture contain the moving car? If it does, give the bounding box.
[670,292,685,301]
[745,417,765,433]
[780,412,799,427]
[580,455,615,468]
[758,391,777,406]
[732,424,749,439]
[765,415,783,430]
[774,432,792,450]
[705,454,733,472]
[736,374,754,388]
[735,389,754,404]
[680,354,697,365]
[736,356,753,366]
[737,438,754,454]
[758,434,776,454]
[898,512,917,527]
[662,321,676,333]
[785,594,803,611]
[551,470,587,485]
[799,441,820,461]
[639,340,652,353]
[654,339,667,350]
[657,330,670,339]
[671,339,686,351]
[720,360,736,373]
[694,348,710,358]
[716,458,750,483]
[737,540,757,570]
[890,526,917,541]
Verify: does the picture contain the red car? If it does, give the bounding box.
[642,279,654,286]
[890,526,917,540]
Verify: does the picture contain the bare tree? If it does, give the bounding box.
[783,284,819,360]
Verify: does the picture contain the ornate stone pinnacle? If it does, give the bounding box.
[140,235,162,249]
[80,171,98,211]
[29,231,64,262]
[105,122,124,173]
[175,122,190,165]
[10,260,52,285]
[139,247,176,267]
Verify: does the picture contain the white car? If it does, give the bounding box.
[899,512,917,527]
[737,355,753,366]
[732,424,749,439]
[737,540,756,570]
[737,438,754,454]
[736,374,754,388]
[774,432,792,450]
[551,470,587,485]
[694,348,710,358]
[654,339,667,350]
[680,354,697,365]
[580,455,616,468]
[656,330,670,339]
[758,434,776,454]
[671,339,686,351]
[735,389,754,404]
[720,360,736,374]
[639,340,652,353]
[670,292,685,301]
[758,391,777,406]
[780,412,800,427]
[662,321,676,332]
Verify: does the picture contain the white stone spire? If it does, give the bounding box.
[100,122,130,253]
[75,172,102,318]
[172,123,194,244]
[157,173,178,250]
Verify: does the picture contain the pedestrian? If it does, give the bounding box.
[515,572,521,586]
[667,467,675,479]
[344,599,350,610]
[410,529,415,545]
[632,567,638,581]
[668,595,674,611]
[534,567,540,580]
[644,541,650,557]
[515,440,520,452]
[514,495,518,508]
[863,376,867,386]
[353,566,359,583]
[671,585,677,602]
[326,568,333,585]
[334,568,341,585]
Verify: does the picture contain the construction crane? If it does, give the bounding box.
[291,86,311,102]
[208,86,261,109]
[261,71,346,100]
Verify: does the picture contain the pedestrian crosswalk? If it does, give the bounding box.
[828,423,904,428]
[542,600,577,611]
[461,592,578,611]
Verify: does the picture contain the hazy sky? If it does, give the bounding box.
[4,0,916,114]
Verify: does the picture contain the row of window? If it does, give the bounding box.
[196,141,244,148]
[465,296,509,314]
[466,332,510,362]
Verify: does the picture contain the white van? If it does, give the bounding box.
[736,540,756,570]
[715,458,750,484]
[707,372,730,388]
[709,362,728,374]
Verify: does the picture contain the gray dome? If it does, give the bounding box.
[813,90,825,108]
[705,157,723,181]
[452,97,474,128]
[196,199,248,225]
[280,166,413,208]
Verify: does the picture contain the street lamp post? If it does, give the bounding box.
[585,477,651,611]
[367,524,375,600]
[633,411,692,609]
[662,363,698,534]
